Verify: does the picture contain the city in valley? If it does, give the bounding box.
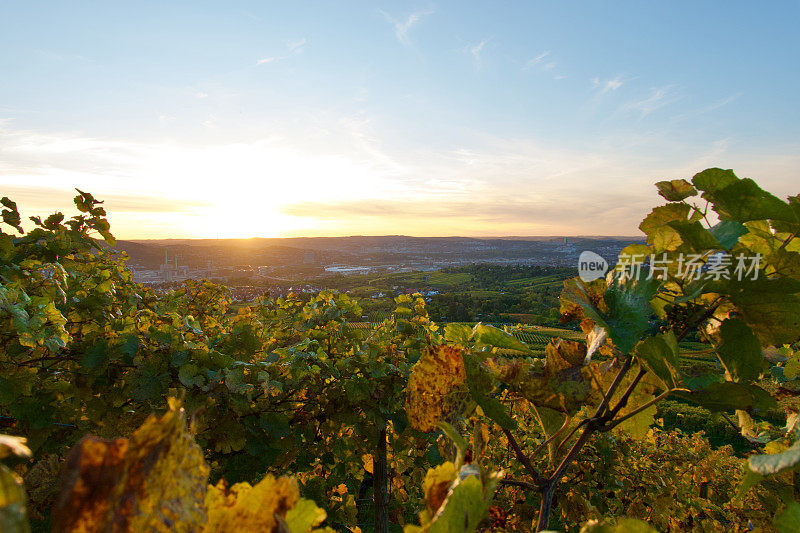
[123,235,639,285]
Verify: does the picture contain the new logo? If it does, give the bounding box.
[578,251,608,282]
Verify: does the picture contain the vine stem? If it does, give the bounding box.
[535,356,632,531]
[502,426,545,486]
[604,367,646,421]
[499,479,538,490]
[533,289,725,530]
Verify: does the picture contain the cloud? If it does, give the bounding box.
[255,38,305,66]
[1,185,210,214]
[469,39,490,67]
[381,8,434,46]
[621,85,680,117]
[670,93,742,123]
[287,37,306,53]
[1,117,797,239]
[281,193,646,234]
[702,93,741,113]
[592,76,624,93]
[36,50,91,63]
[523,50,561,79]
[524,51,550,69]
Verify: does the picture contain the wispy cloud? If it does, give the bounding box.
[591,76,625,93]
[36,50,91,63]
[524,51,550,69]
[669,93,742,123]
[523,50,561,79]
[470,39,490,67]
[381,8,434,46]
[3,118,797,239]
[255,38,305,66]
[287,37,306,53]
[1,185,210,214]
[702,93,741,113]
[621,85,680,117]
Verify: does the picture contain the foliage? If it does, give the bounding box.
[431,168,800,531]
[0,191,434,528]
[7,401,508,533]
[12,400,334,532]
[2,168,800,532]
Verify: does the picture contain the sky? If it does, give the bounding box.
[1,1,799,239]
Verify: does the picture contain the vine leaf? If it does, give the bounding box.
[655,179,697,201]
[443,323,471,344]
[708,220,747,249]
[634,332,682,390]
[205,476,331,532]
[490,338,593,415]
[716,319,765,383]
[666,220,721,251]
[406,345,468,432]
[691,167,738,192]
[0,464,29,533]
[405,462,502,533]
[675,381,776,412]
[775,502,800,533]
[639,203,701,252]
[562,275,656,356]
[436,421,468,469]
[701,176,797,223]
[748,441,800,476]
[52,399,209,533]
[470,324,534,355]
[464,356,516,430]
[719,277,800,346]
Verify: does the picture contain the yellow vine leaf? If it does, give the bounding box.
[48,399,332,532]
[406,345,467,432]
[1,464,30,533]
[204,476,332,533]
[52,399,209,533]
[422,462,457,519]
[362,454,374,474]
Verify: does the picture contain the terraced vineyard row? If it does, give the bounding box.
[511,330,553,346]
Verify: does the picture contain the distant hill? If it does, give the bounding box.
[115,235,644,271]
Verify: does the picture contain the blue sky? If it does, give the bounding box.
[1,1,798,238]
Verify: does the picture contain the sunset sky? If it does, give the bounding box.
[1,1,799,239]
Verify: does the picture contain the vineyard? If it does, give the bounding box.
[2,168,800,532]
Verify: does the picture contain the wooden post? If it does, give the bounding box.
[374,425,389,533]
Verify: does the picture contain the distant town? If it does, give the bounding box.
[118,235,643,302]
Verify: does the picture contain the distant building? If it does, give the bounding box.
[159,250,189,282]
[324,265,371,274]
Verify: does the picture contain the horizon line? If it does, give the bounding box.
[122,234,645,242]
